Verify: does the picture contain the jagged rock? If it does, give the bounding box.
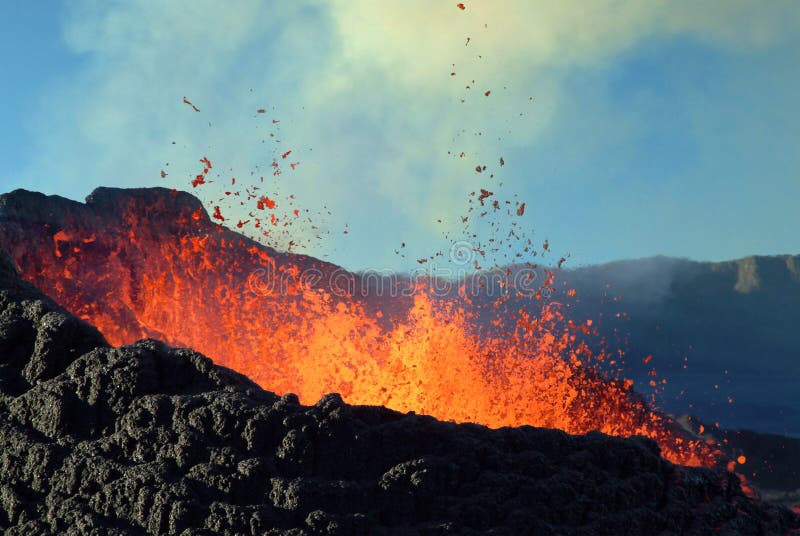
[0,252,798,534]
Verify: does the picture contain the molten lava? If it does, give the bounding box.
[0,187,724,468]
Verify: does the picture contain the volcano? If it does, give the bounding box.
[0,186,731,470]
[0,245,798,534]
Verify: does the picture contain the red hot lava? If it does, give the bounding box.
[0,187,731,472]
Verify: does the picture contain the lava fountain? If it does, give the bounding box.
[0,186,724,468]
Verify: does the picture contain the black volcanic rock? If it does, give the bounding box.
[0,252,798,534]
[0,187,207,232]
[0,248,108,398]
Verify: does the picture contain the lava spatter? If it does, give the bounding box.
[182,96,201,112]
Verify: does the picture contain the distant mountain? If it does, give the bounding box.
[545,254,800,436]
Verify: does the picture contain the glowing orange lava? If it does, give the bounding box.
[0,187,728,472]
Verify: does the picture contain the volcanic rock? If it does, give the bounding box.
[0,249,798,534]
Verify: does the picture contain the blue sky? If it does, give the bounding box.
[1,1,798,271]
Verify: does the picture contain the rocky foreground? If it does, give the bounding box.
[0,251,798,535]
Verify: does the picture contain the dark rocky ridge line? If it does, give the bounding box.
[0,249,798,534]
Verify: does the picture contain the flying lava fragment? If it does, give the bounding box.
[182,97,201,112]
[257,196,276,210]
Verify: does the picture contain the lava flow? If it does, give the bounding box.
[0,187,726,469]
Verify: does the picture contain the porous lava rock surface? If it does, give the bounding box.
[0,249,798,535]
